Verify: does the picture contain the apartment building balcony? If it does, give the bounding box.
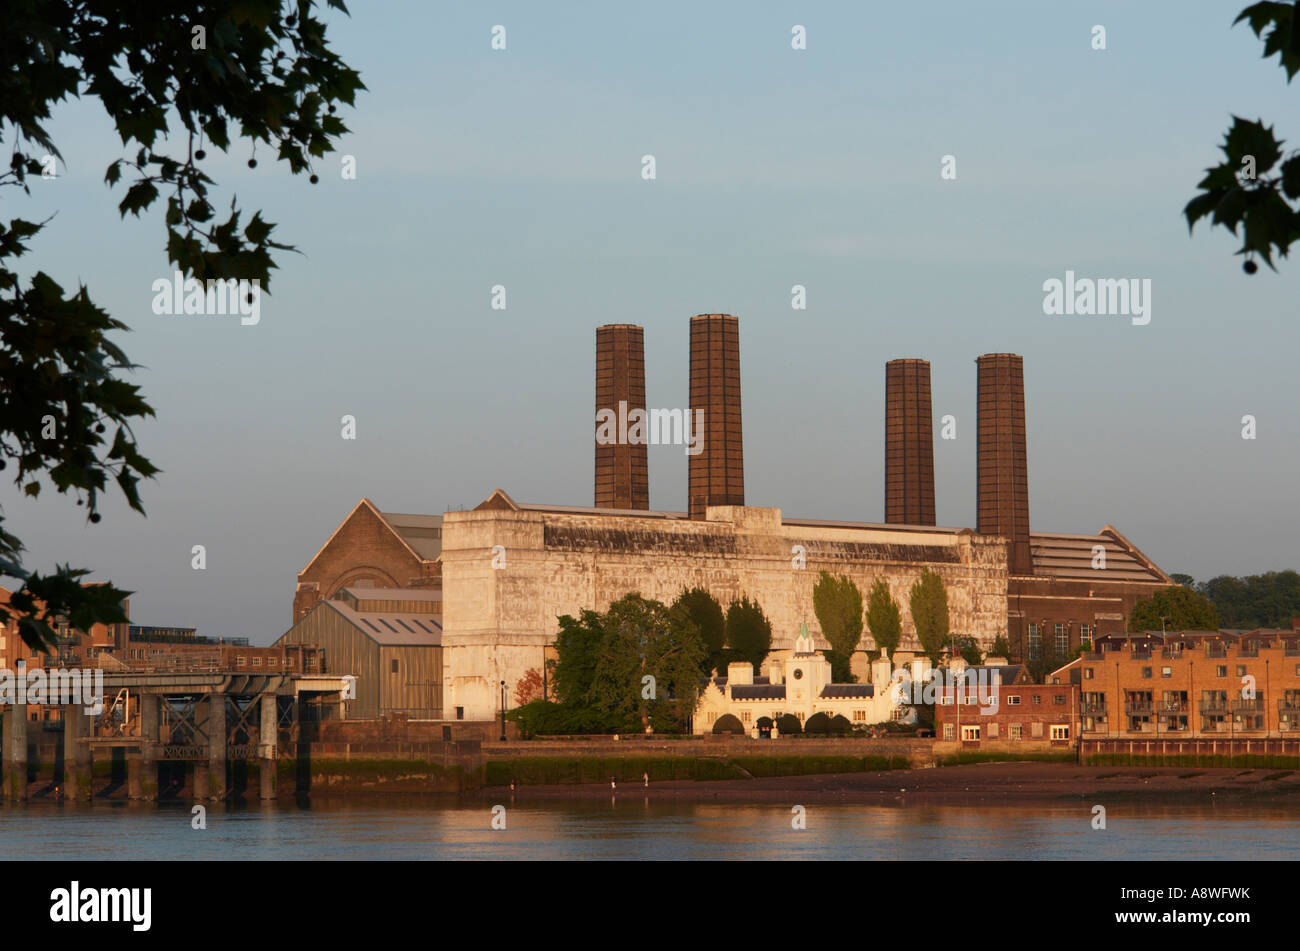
[1232,698,1266,714]
[1198,700,1230,714]
[1237,648,1259,658]
[1160,648,1183,659]
[1158,699,1189,714]
[1129,650,1152,660]
[1125,701,1154,715]
[1205,646,1227,658]
[1080,699,1107,715]
[1285,645,1300,657]
[1082,652,1104,661]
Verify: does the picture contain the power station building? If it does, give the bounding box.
[291,315,1174,722]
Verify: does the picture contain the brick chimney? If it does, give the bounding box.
[688,314,744,518]
[976,353,1032,575]
[885,358,936,525]
[595,324,649,509]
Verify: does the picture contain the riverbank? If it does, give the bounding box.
[481,762,1300,804]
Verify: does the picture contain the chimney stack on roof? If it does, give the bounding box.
[976,353,1032,576]
[594,324,650,509]
[688,314,744,518]
[884,358,936,526]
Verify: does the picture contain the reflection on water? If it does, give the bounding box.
[1,796,1295,860]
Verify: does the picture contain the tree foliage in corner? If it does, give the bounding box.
[812,571,862,682]
[1,1,363,650]
[1185,3,1300,272]
[909,568,950,664]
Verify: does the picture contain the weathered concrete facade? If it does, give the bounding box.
[440,490,1009,721]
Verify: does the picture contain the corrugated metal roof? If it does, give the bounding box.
[381,512,443,560]
[325,602,442,646]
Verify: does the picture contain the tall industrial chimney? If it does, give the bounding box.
[884,358,936,526]
[595,324,650,509]
[976,353,1032,575]
[688,314,744,518]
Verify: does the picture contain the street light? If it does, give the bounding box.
[500,680,507,742]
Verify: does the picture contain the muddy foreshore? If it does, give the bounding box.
[480,762,1300,805]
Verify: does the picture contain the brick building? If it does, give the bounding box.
[1052,623,1300,738]
[290,317,1177,721]
[293,498,442,623]
[934,663,1078,747]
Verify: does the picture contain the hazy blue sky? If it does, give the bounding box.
[4,1,1297,642]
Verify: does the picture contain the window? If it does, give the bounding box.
[1141,667,1152,679]
[1054,694,1066,705]
[1032,695,1042,705]
[961,725,981,741]
[1054,624,1068,656]
[1008,695,1021,706]
[741,711,751,724]
[943,724,955,740]
[268,657,278,667]
[1217,666,1227,678]
[1010,724,1023,740]
[1084,667,1094,680]
[1050,725,1070,741]
[1081,623,1094,639]
[237,656,247,668]
[1161,666,1172,678]
[252,656,262,667]
[455,706,464,720]
[391,659,399,674]
[1028,625,1041,660]
[853,710,866,722]
[1236,665,1247,677]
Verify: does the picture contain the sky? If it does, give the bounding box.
[3,1,1298,643]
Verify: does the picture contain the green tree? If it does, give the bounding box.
[909,568,950,664]
[1185,4,1300,273]
[551,594,707,734]
[549,609,612,730]
[1128,585,1221,632]
[1200,570,1300,627]
[1,0,363,651]
[991,635,1012,658]
[953,635,982,667]
[672,587,726,676]
[865,579,902,660]
[725,595,772,673]
[1169,573,1197,587]
[812,571,863,682]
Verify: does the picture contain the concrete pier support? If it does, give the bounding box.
[136,693,159,800]
[62,705,91,801]
[2,704,28,801]
[208,694,227,801]
[259,694,277,800]
[127,752,142,799]
[192,762,209,801]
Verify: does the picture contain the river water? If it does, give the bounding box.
[2,797,1297,860]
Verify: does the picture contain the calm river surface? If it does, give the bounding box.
[2,797,1297,860]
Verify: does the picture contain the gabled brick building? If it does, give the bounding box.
[293,498,442,623]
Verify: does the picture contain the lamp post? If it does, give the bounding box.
[500,680,507,742]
